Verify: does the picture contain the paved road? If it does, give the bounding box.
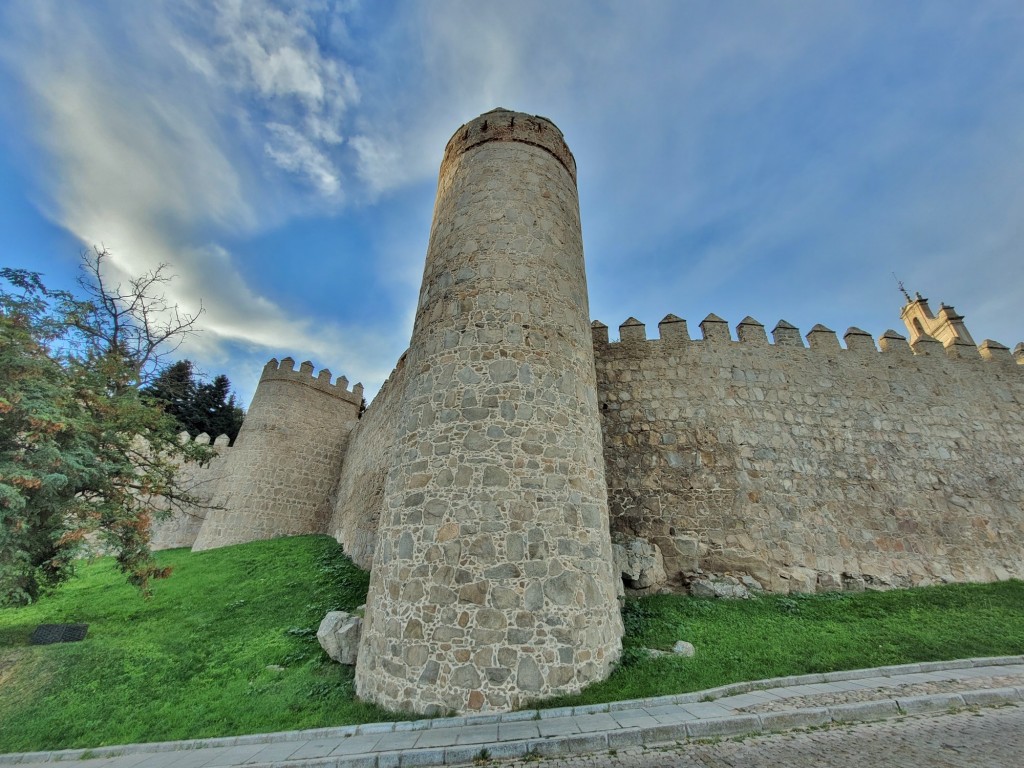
[498,705,1024,767]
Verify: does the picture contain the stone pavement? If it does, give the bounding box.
[499,705,1024,767]
[2,657,1022,768]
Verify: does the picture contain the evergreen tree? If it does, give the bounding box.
[144,360,198,429]
[0,251,210,605]
[146,366,245,444]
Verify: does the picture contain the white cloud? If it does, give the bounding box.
[265,123,342,198]
[2,0,1023,403]
[0,0,382,386]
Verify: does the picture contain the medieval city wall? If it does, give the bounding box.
[150,433,233,551]
[328,351,410,569]
[594,315,1024,593]
[150,106,1024,719]
[191,358,362,551]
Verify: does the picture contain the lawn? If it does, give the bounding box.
[0,535,394,753]
[2,534,1023,753]
[543,580,1024,708]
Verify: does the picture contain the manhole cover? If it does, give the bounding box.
[29,624,89,645]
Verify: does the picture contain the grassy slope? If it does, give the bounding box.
[546,582,1024,708]
[0,536,396,753]
[2,535,1023,753]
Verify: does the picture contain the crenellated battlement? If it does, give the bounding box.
[259,357,364,405]
[596,305,1024,601]
[592,313,1023,369]
[191,355,363,553]
[178,430,232,448]
[442,107,577,182]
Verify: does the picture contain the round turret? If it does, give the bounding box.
[191,358,362,551]
[355,109,623,714]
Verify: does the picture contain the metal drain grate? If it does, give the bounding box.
[29,624,89,645]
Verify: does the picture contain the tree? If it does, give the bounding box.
[145,364,245,444]
[194,374,245,443]
[144,360,198,429]
[0,249,211,605]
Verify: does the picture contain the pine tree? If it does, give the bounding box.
[147,366,244,444]
[144,360,197,429]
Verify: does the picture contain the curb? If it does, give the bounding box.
[2,656,1022,766]
[225,690,1024,768]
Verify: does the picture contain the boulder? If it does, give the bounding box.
[672,640,695,657]
[317,611,362,665]
[687,573,751,599]
[612,534,667,590]
[647,640,696,658]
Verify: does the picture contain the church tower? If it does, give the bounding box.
[900,292,976,349]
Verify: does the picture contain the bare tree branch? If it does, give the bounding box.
[67,247,204,388]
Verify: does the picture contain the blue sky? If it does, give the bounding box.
[2,1,1022,405]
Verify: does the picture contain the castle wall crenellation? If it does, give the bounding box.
[261,356,364,405]
[595,314,1024,593]
[189,357,362,551]
[593,315,1024,367]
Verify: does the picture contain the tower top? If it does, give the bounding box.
[442,108,577,182]
[899,294,976,349]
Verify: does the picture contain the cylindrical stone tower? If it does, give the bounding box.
[191,358,362,551]
[355,109,623,714]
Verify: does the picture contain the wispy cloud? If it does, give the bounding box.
[1,0,1022,405]
[0,0,387,393]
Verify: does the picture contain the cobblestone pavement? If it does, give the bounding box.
[735,672,1024,713]
[497,705,1024,767]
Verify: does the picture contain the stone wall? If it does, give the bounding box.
[157,106,1024,719]
[328,352,410,569]
[150,432,232,551]
[355,109,623,715]
[594,314,1024,593]
[191,358,362,551]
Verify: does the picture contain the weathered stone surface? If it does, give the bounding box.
[317,611,362,666]
[687,574,752,599]
[149,433,233,551]
[598,313,1024,597]
[191,359,361,552]
[673,640,696,657]
[354,109,623,716]
[612,535,667,590]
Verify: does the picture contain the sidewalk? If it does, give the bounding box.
[3,656,1022,768]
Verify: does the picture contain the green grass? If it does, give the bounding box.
[0,535,399,753]
[2,536,1023,753]
[541,582,1024,709]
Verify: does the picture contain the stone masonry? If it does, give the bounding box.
[190,358,362,551]
[594,315,1024,593]
[149,108,1024,717]
[354,109,624,714]
[148,432,232,551]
